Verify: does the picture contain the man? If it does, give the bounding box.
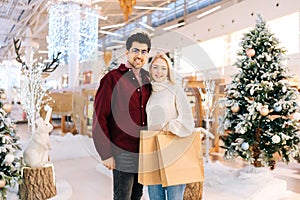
[92,31,152,200]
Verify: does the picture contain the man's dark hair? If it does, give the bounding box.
[126,32,151,52]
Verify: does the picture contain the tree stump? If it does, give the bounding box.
[183,182,203,200]
[19,165,56,200]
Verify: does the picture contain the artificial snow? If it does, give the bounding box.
[204,161,288,200]
[7,131,300,199]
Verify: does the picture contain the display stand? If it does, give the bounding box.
[44,85,97,136]
[184,182,203,200]
[19,164,56,200]
[186,77,225,152]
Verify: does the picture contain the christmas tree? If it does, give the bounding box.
[220,15,300,169]
[0,90,22,199]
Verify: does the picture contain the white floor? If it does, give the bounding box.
[7,125,300,200]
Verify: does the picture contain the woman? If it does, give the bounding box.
[146,53,195,200]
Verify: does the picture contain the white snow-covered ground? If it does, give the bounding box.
[7,129,300,200]
[204,161,300,200]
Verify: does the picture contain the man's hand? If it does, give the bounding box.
[102,157,115,170]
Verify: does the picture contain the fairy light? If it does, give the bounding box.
[198,78,216,162]
[18,64,51,128]
[48,2,98,64]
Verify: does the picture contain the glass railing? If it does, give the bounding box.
[152,0,221,27]
[99,0,221,50]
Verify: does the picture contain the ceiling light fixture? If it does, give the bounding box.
[97,15,108,20]
[83,9,107,20]
[92,0,104,3]
[197,5,221,19]
[139,22,155,31]
[99,30,123,37]
[134,6,171,11]
[56,0,92,5]
[163,22,185,31]
[111,39,125,44]
[106,44,124,50]
[101,23,125,30]
[38,50,48,54]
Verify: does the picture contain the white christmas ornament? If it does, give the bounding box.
[260,105,269,116]
[274,104,282,112]
[272,135,281,143]
[241,142,249,150]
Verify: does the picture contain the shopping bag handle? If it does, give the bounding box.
[150,123,169,135]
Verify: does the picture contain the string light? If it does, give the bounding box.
[18,64,50,128]
[48,2,98,64]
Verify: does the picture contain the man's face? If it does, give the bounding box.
[126,42,149,69]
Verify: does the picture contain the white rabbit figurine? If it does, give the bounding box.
[23,105,53,168]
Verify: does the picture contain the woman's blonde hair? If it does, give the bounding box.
[149,53,175,84]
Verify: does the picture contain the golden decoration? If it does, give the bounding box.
[0,93,6,100]
[103,51,112,66]
[246,48,255,57]
[231,103,240,113]
[0,179,6,188]
[3,103,12,113]
[119,0,136,21]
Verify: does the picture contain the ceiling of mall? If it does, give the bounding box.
[1,0,297,68]
[0,0,173,63]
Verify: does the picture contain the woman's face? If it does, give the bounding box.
[150,57,168,83]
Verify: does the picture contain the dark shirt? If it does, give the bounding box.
[92,63,151,160]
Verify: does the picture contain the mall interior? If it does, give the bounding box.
[0,0,300,199]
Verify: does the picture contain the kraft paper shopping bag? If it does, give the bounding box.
[138,130,162,185]
[156,131,204,187]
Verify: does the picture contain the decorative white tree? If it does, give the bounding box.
[13,38,60,134]
[202,79,215,162]
[219,16,300,169]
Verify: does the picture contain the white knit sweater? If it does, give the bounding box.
[146,80,195,137]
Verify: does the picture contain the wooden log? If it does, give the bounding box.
[19,165,56,200]
[183,181,203,200]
